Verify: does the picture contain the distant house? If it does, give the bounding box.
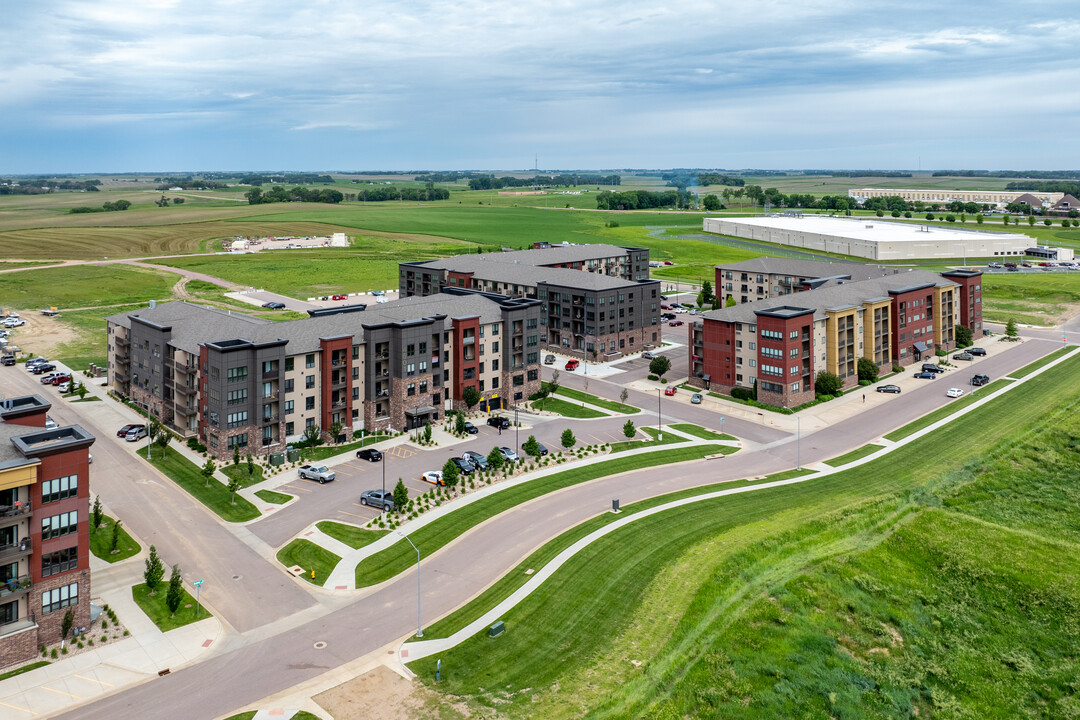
[1051,194,1080,216]
[1014,193,1047,209]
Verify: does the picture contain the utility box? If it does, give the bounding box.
[269,452,285,466]
[612,498,620,512]
[489,621,505,638]
[286,449,301,462]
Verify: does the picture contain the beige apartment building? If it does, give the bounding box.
[848,188,1064,206]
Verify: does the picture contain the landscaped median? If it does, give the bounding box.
[131,582,210,632]
[553,386,640,414]
[88,513,141,562]
[143,446,260,523]
[277,539,341,585]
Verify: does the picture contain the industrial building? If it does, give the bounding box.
[848,188,1063,207]
[703,216,1032,261]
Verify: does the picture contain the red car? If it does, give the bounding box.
[50,373,72,385]
[117,423,143,438]
[565,359,580,371]
[332,294,347,301]
[664,386,677,396]
[669,320,684,327]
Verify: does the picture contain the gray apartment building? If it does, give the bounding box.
[714,257,904,305]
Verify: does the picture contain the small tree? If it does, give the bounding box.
[956,324,973,347]
[246,453,254,478]
[1028,216,1036,226]
[561,428,576,449]
[423,422,433,443]
[649,355,671,378]
[233,446,241,467]
[76,383,88,401]
[148,417,163,444]
[165,564,183,617]
[328,421,343,443]
[619,388,629,405]
[61,609,75,643]
[486,446,505,474]
[856,357,879,383]
[725,296,736,308]
[227,475,242,504]
[548,370,560,397]
[110,519,122,553]
[1005,317,1019,340]
[454,411,467,435]
[442,459,460,492]
[155,428,171,453]
[976,214,984,225]
[144,545,165,595]
[522,434,541,459]
[201,457,216,488]
[815,370,843,396]
[92,495,103,532]
[393,478,409,510]
[623,419,636,439]
[463,386,482,410]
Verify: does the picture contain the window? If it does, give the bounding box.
[285,357,294,371]
[526,318,537,329]
[305,417,315,429]
[407,344,415,356]
[262,360,276,374]
[760,329,782,340]
[419,342,427,355]
[42,511,78,540]
[284,400,294,415]
[305,375,315,389]
[761,363,783,376]
[285,421,294,436]
[527,352,538,364]
[492,324,499,336]
[492,341,499,353]
[790,365,800,376]
[526,335,538,347]
[305,397,315,410]
[41,546,78,577]
[305,354,316,368]
[419,361,427,373]
[419,380,428,394]
[492,376,499,389]
[227,366,248,383]
[227,389,247,405]
[284,378,294,393]
[513,374,524,386]
[227,434,248,449]
[407,363,415,375]
[41,474,77,504]
[407,383,416,396]
[227,411,248,429]
[42,582,78,614]
[527,369,538,381]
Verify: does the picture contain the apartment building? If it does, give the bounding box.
[1,395,94,669]
[715,257,901,305]
[107,292,542,460]
[848,188,1063,207]
[689,269,966,407]
[399,244,661,358]
[940,269,985,337]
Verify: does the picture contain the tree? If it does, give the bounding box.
[328,421,343,443]
[165,564,183,617]
[726,296,736,308]
[76,383,88,401]
[561,428,576,449]
[201,457,216,488]
[620,388,629,405]
[423,422,432,443]
[486,446,505,474]
[925,213,935,221]
[977,214,984,225]
[110,519,122,553]
[815,371,843,396]
[144,545,165,594]
[702,194,722,211]
[1005,317,1019,340]
[956,324,973,347]
[1028,216,1036,226]
[623,419,636,439]
[463,386,481,410]
[246,452,255,481]
[454,411,467,435]
[549,370,560,397]
[302,423,322,447]
[155,427,171,453]
[649,355,672,378]
[442,459,460,492]
[522,434,541,459]
[393,478,409,510]
[857,357,879,383]
[697,280,714,307]
[148,416,163,444]
[61,609,74,643]
[233,446,241,467]
[227,475,242,504]
[92,495,103,532]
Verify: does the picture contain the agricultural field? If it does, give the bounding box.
[408,355,1080,719]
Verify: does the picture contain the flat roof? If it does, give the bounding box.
[713,216,1032,245]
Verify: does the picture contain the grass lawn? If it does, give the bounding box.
[221,462,264,488]
[254,489,292,504]
[297,433,388,462]
[530,396,607,418]
[88,514,141,563]
[884,378,1012,441]
[609,426,690,452]
[553,385,640,414]
[131,582,209,632]
[1009,345,1072,378]
[668,423,735,441]
[316,521,387,549]
[823,443,884,467]
[0,661,49,681]
[0,265,176,311]
[145,446,260,523]
[276,539,341,585]
[222,713,321,720]
[50,303,145,371]
[406,356,1080,718]
[355,445,736,588]
[69,396,101,402]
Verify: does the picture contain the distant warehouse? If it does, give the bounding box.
[702,216,1033,261]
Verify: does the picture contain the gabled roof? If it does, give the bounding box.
[1014,193,1045,206]
[1053,194,1079,209]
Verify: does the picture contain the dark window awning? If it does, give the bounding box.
[913,341,928,352]
[703,374,712,382]
[405,405,436,416]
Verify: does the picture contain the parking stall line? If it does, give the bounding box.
[281,484,313,493]
[337,510,368,519]
[0,701,36,715]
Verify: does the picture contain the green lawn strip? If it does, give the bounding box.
[1009,345,1072,378]
[411,468,816,641]
[131,582,209,632]
[355,446,731,588]
[823,443,885,468]
[69,396,101,402]
[530,396,607,418]
[668,423,735,441]
[553,386,640,414]
[276,539,340,585]
[254,489,292,504]
[316,521,387,550]
[298,433,388,462]
[404,359,1078,712]
[144,446,260,522]
[0,661,49,681]
[220,462,264,488]
[221,713,256,720]
[609,426,690,452]
[88,514,141,563]
[884,379,1013,441]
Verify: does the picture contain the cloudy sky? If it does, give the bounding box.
[3,1,1078,173]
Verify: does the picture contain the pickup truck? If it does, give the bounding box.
[298,465,336,484]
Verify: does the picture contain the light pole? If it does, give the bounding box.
[381,446,386,497]
[397,530,422,637]
[514,404,519,454]
[797,414,801,471]
[657,388,662,441]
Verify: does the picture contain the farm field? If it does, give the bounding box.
[407,355,1080,720]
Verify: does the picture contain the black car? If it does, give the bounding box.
[914,371,936,380]
[0,356,15,366]
[450,456,476,475]
[356,448,383,462]
[971,374,990,386]
[876,384,901,394]
[463,450,489,470]
[968,347,986,357]
[31,363,56,374]
[462,421,478,435]
[487,416,510,430]
[921,363,945,374]
[534,441,549,456]
[261,301,286,309]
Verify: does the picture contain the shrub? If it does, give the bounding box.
[892,364,904,373]
[815,370,843,396]
[51,648,58,659]
[731,387,755,401]
[858,379,871,386]
[936,349,947,357]
[647,374,658,381]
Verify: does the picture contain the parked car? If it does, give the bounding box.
[529,441,550,456]
[360,489,395,512]
[2,318,25,328]
[261,301,286,309]
[664,386,677,396]
[946,387,964,398]
[968,347,986,356]
[45,416,58,430]
[487,416,510,430]
[298,465,336,483]
[50,373,72,385]
[31,363,56,374]
[463,451,489,470]
[450,456,476,475]
[497,447,519,463]
[544,354,556,365]
[40,372,63,384]
[117,423,143,438]
[669,320,684,327]
[332,294,347,301]
[125,426,149,441]
[987,262,1002,268]
[660,313,676,321]
[356,448,383,462]
[1007,266,1019,272]
[876,384,901,394]
[914,371,937,380]
[0,356,15,366]
[565,359,580,371]
[463,421,478,435]
[642,351,655,359]
[971,373,990,386]
[1003,262,1017,268]
[420,470,445,486]
[921,363,945,374]
[57,381,72,393]
[691,393,703,404]
[25,358,49,369]
[953,352,973,361]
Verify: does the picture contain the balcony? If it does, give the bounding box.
[0,538,32,564]
[374,352,390,361]
[0,501,31,520]
[114,335,129,347]
[174,404,197,417]
[0,575,31,600]
[262,413,280,424]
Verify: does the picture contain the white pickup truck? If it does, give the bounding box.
[297,465,336,484]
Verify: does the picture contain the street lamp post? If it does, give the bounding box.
[514,404,519,455]
[397,531,423,637]
[657,388,662,441]
[797,414,801,471]
[381,446,386,496]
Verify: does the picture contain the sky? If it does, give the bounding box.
[3,1,1079,173]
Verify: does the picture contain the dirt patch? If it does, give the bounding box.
[4,312,78,359]
[314,665,475,720]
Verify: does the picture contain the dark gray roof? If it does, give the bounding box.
[416,254,640,290]
[701,269,956,324]
[471,244,632,266]
[1053,194,1079,208]
[1015,193,1044,206]
[0,424,33,464]
[716,256,898,282]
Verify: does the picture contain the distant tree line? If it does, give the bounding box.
[353,184,450,202]
[155,179,227,190]
[1004,181,1080,195]
[69,199,132,214]
[936,170,1080,180]
[240,173,334,186]
[665,172,745,188]
[596,189,695,210]
[468,174,620,190]
[245,186,343,204]
[803,171,912,178]
[413,172,479,183]
[1,179,100,194]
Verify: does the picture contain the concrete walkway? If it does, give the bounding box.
[399,344,1079,663]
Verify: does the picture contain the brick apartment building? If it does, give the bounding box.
[0,395,94,669]
[714,257,904,305]
[399,243,662,359]
[106,292,543,460]
[690,268,976,407]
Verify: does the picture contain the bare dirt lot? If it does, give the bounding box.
[314,665,478,720]
[3,312,78,359]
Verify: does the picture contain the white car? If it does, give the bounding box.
[946,387,964,398]
[3,318,25,328]
[58,381,72,393]
[420,470,444,486]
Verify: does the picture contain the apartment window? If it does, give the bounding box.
[41,546,78,577]
[419,381,428,394]
[227,366,248,383]
[208,434,218,449]
[407,363,416,376]
[285,357,294,371]
[492,376,499,389]
[793,383,800,392]
[284,378,294,393]
[419,361,427,373]
[305,354,316,368]
[491,324,499,336]
[227,411,248,429]
[227,389,247,405]
[284,400,294,415]
[527,369,538,382]
[353,346,360,359]
[760,329,782,340]
[526,335,538,347]
[790,365,800,376]
[419,342,427,355]
[407,344,415,356]
[227,434,248,449]
[306,375,315,389]
[305,397,315,410]
[285,421,294,436]
[492,341,499,353]
[527,352,538,364]
[761,363,782,376]
[42,582,78,614]
[262,360,276,374]
[513,374,524,386]
[462,367,476,380]
[526,318,537,329]
[305,417,315,429]
[41,475,78,504]
[41,511,78,540]
[407,383,416,397]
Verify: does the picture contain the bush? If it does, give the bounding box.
[936,349,947,357]
[647,374,658,381]
[892,364,904,373]
[857,357,878,383]
[731,387,755,401]
[815,370,843,396]
[858,379,871,386]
